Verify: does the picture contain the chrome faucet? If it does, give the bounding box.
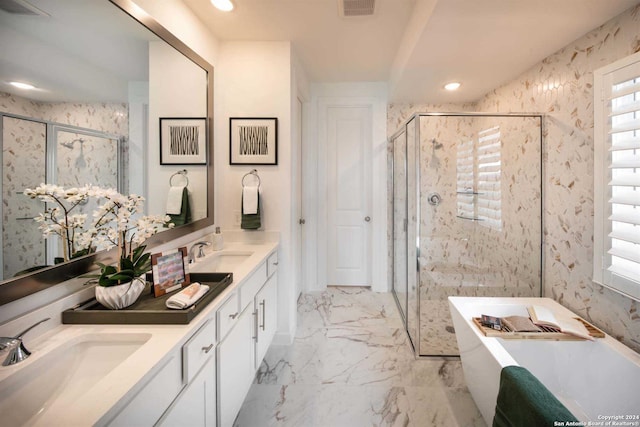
[188,241,211,264]
[0,317,50,366]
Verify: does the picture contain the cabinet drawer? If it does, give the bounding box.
[182,319,216,384]
[217,292,239,341]
[239,262,267,311]
[108,355,182,426]
[267,251,278,277]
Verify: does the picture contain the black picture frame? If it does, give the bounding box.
[160,117,207,165]
[229,117,278,165]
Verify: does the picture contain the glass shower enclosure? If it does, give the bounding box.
[390,113,543,357]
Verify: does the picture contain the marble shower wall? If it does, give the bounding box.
[388,4,640,352]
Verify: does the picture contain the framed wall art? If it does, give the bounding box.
[229,117,278,165]
[160,117,207,165]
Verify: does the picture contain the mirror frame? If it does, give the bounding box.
[0,0,215,305]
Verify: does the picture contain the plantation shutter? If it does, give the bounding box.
[476,126,502,230]
[456,139,475,219]
[594,52,640,300]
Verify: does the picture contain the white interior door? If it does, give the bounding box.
[327,105,372,286]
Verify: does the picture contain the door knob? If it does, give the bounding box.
[365,216,371,222]
[299,218,306,225]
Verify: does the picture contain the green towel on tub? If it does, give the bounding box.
[241,194,261,230]
[493,366,578,427]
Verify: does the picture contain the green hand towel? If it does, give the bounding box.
[493,366,578,427]
[241,194,261,230]
[168,187,191,227]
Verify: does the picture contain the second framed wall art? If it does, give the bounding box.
[229,117,278,165]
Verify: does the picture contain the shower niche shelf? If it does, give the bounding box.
[456,215,484,222]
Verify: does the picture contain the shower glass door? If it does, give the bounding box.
[392,129,408,325]
[417,114,542,356]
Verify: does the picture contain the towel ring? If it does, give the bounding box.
[170,169,189,187]
[242,169,261,188]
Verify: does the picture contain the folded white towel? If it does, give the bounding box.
[166,186,185,215]
[243,185,259,215]
[166,282,210,310]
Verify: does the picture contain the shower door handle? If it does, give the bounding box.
[364,216,371,222]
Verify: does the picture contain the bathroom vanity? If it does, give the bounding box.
[0,240,279,427]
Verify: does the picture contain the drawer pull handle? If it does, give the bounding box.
[272,261,278,266]
[229,312,239,320]
[202,343,214,354]
[253,309,259,343]
[260,300,266,331]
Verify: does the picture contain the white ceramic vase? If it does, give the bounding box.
[95,276,146,310]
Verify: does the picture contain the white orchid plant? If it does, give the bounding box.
[25,184,173,287]
[24,184,93,263]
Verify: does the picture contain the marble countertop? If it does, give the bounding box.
[0,240,278,426]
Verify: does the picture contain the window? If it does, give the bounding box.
[456,127,502,231]
[476,126,502,230]
[457,138,475,219]
[594,51,640,301]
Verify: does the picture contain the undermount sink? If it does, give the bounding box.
[190,250,254,273]
[0,332,150,426]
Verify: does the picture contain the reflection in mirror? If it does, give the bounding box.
[0,0,214,302]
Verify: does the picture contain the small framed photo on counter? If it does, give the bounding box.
[151,247,190,297]
[229,117,278,165]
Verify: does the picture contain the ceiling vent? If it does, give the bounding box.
[0,0,49,16]
[339,0,375,17]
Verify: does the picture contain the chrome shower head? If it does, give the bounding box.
[60,138,85,149]
[431,138,443,149]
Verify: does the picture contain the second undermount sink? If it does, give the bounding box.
[190,250,254,272]
[0,332,150,426]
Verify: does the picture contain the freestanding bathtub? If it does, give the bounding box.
[449,297,640,425]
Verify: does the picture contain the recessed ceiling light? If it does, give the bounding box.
[444,82,461,91]
[9,81,36,90]
[210,0,233,11]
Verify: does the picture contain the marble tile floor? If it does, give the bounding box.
[419,299,460,356]
[234,286,486,427]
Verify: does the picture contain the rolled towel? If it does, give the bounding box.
[242,185,259,215]
[166,282,209,310]
[166,186,185,215]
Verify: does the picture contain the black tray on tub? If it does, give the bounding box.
[62,272,233,325]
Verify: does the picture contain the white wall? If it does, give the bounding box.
[134,0,220,230]
[148,41,208,220]
[216,41,300,343]
[307,82,389,292]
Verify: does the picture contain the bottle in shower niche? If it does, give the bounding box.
[212,227,223,251]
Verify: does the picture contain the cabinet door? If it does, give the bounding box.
[255,272,277,367]
[217,305,255,427]
[157,356,216,427]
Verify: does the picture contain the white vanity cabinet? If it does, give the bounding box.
[158,320,217,427]
[107,320,217,427]
[217,251,278,427]
[255,272,277,367]
[217,302,256,427]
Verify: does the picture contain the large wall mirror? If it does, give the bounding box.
[0,0,214,304]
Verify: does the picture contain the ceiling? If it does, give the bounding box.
[183,0,640,103]
[0,0,155,103]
